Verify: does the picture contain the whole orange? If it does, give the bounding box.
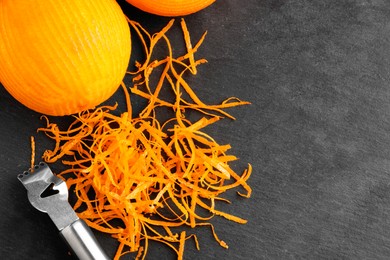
[0,0,131,116]
[126,0,215,17]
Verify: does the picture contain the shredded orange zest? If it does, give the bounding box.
[37,19,252,260]
[30,136,35,172]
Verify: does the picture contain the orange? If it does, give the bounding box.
[0,0,131,116]
[126,0,215,17]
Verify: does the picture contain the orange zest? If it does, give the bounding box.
[38,19,251,260]
[30,136,35,172]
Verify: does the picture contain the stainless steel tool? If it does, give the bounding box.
[17,162,109,260]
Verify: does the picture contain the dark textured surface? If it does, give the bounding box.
[3,0,390,259]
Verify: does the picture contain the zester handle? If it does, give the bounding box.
[60,219,109,260]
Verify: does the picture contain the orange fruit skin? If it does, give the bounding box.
[126,0,215,17]
[0,0,131,116]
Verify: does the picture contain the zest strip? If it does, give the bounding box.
[38,19,252,260]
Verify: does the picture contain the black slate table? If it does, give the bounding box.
[3,0,390,259]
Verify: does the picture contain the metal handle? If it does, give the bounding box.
[60,219,110,260]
